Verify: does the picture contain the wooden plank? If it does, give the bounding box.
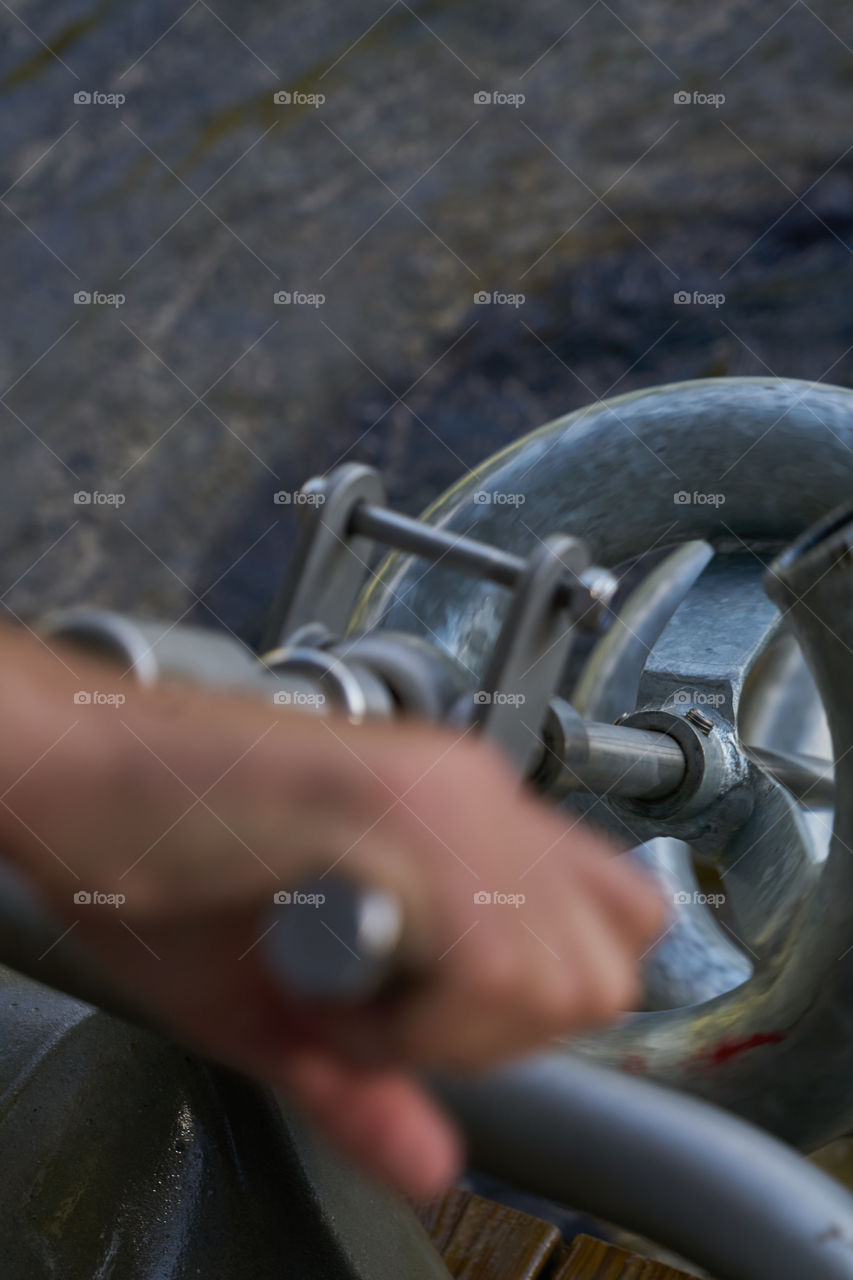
[417,1187,561,1279]
[441,1192,561,1280]
[417,1189,702,1280]
[552,1233,699,1279]
[416,1186,472,1256]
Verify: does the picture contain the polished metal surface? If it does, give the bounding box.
[41,606,269,691]
[330,631,469,721]
[262,645,397,722]
[535,702,687,801]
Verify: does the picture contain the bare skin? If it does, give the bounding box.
[0,623,666,1199]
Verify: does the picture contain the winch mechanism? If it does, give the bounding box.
[23,376,853,1280]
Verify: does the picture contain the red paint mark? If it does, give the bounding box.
[684,1031,785,1071]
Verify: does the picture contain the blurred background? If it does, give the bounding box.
[1,0,851,643]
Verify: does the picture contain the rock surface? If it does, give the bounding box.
[0,0,852,641]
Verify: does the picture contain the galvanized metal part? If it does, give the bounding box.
[627,838,753,1010]
[612,705,748,829]
[27,380,853,1145]
[350,376,853,1150]
[263,463,387,650]
[350,500,617,631]
[465,534,590,774]
[572,540,714,723]
[746,744,834,809]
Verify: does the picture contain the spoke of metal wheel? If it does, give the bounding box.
[623,553,818,954]
[747,745,834,809]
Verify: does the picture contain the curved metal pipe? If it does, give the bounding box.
[353,378,853,677]
[434,1054,853,1280]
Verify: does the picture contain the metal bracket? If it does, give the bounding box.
[468,534,591,775]
[263,464,387,650]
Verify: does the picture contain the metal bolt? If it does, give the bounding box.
[577,566,619,630]
[685,707,715,736]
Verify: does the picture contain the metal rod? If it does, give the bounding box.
[544,722,835,807]
[576,722,687,799]
[534,698,688,800]
[352,502,524,586]
[350,502,615,620]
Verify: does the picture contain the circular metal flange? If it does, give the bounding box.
[330,631,471,720]
[616,709,712,814]
[263,646,395,723]
[614,708,752,829]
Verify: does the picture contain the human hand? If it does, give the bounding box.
[0,625,666,1199]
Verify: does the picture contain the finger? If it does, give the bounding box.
[276,1049,463,1200]
[377,910,582,1070]
[570,846,670,947]
[559,889,640,1025]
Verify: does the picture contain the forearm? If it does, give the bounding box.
[0,620,425,919]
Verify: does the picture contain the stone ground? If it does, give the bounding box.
[1,0,852,643]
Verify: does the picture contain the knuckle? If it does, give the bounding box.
[532,977,583,1031]
[448,735,516,793]
[473,944,524,1006]
[589,958,639,1022]
[386,731,494,805]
